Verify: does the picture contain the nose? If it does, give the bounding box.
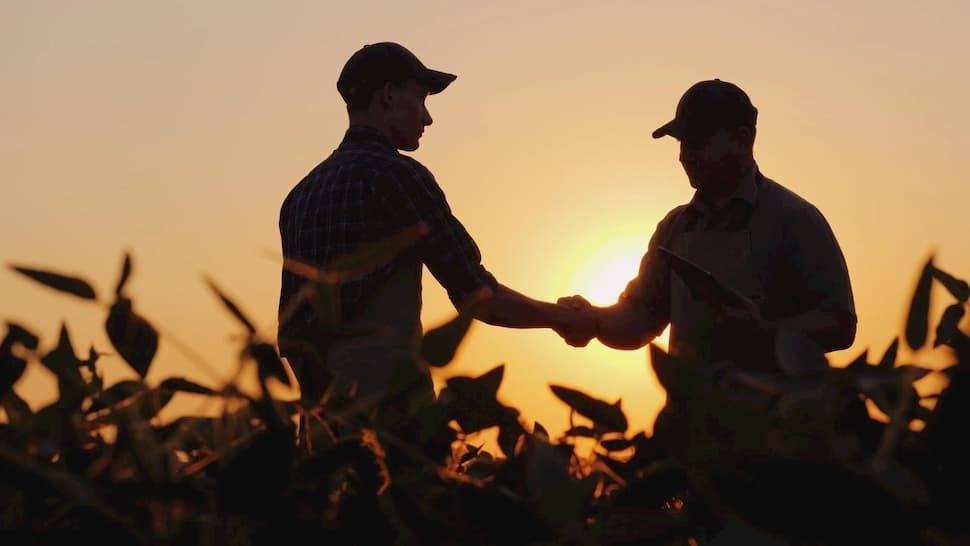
[679,141,694,167]
[422,104,433,127]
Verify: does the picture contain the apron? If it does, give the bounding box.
[655,198,771,457]
[667,202,766,367]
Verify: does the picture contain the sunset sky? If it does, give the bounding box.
[3,1,968,435]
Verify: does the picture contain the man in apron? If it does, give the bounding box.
[557,79,856,382]
[278,43,589,405]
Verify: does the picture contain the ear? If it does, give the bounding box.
[377,81,395,110]
[732,125,755,149]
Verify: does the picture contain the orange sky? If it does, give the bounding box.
[2,1,969,435]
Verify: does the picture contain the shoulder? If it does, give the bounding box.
[757,174,840,251]
[384,154,447,200]
[758,174,831,225]
[654,203,693,237]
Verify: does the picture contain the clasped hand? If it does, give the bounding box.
[554,294,599,347]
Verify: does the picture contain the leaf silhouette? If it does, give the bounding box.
[420,287,489,367]
[159,376,217,396]
[905,257,934,350]
[533,421,549,441]
[0,391,33,426]
[4,323,39,351]
[9,265,98,301]
[204,277,257,334]
[89,379,144,412]
[247,342,291,387]
[930,266,970,303]
[549,385,627,432]
[441,365,514,434]
[934,303,966,348]
[477,363,505,396]
[649,343,690,396]
[847,349,869,372]
[115,252,132,296]
[564,426,596,438]
[40,324,86,408]
[1,323,38,394]
[879,338,899,369]
[105,299,159,377]
[601,437,634,451]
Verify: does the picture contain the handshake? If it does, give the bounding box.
[553,294,601,347]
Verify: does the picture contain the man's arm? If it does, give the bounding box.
[556,211,677,348]
[475,284,585,331]
[381,159,581,331]
[776,203,858,351]
[557,297,665,350]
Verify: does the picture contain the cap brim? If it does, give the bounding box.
[652,118,685,139]
[422,69,457,94]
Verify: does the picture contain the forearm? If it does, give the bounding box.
[594,302,663,350]
[476,284,569,329]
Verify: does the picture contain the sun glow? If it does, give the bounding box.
[568,234,670,348]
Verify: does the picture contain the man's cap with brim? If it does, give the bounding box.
[337,42,456,106]
[652,79,758,140]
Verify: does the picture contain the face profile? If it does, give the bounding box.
[678,126,752,195]
[384,80,433,152]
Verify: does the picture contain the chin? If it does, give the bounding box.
[397,139,420,152]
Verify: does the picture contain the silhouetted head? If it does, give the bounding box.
[653,79,758,201]
[337,42,455,151]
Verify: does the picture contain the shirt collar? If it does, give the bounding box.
[687,164,760,214]
[340,125,397,152]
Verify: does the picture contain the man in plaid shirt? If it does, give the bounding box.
[278,43,585,402]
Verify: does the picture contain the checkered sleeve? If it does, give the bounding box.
[379,157,498,307]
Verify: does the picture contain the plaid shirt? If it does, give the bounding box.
[278,125,497,344]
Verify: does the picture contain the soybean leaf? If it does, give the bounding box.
[905,257,934,350]
[442,365,514,434]
[89,380,145,413]
[159,377,217,396]
[498,420,526,458]
[105,299,159,377]
[847,349,869,372]
[1,323,37,394]
[934,303,966,348]
[601,437,634,452]
[0,391,33,426]
[549,385,627,433]
[247,342,291,387]
[204,277,257,334]
[4,323,39,351]
[649,343,690,397]
[533,421,549,441]
[564,426,596,438]
[420,288,489,367]
[9,264,97,301]
[115,252,132,296]
[879,338,899,369]
[40,324,86,408]
[931,266,970,303]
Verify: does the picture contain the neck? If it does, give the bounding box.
[348,112,393,143]
[696,159,755,208]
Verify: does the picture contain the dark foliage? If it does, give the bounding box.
[2,247,968,545]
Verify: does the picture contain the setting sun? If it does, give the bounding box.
[568,233,671,349]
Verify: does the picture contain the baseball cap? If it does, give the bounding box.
[337,42,456,107]
[652,79,758,140]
